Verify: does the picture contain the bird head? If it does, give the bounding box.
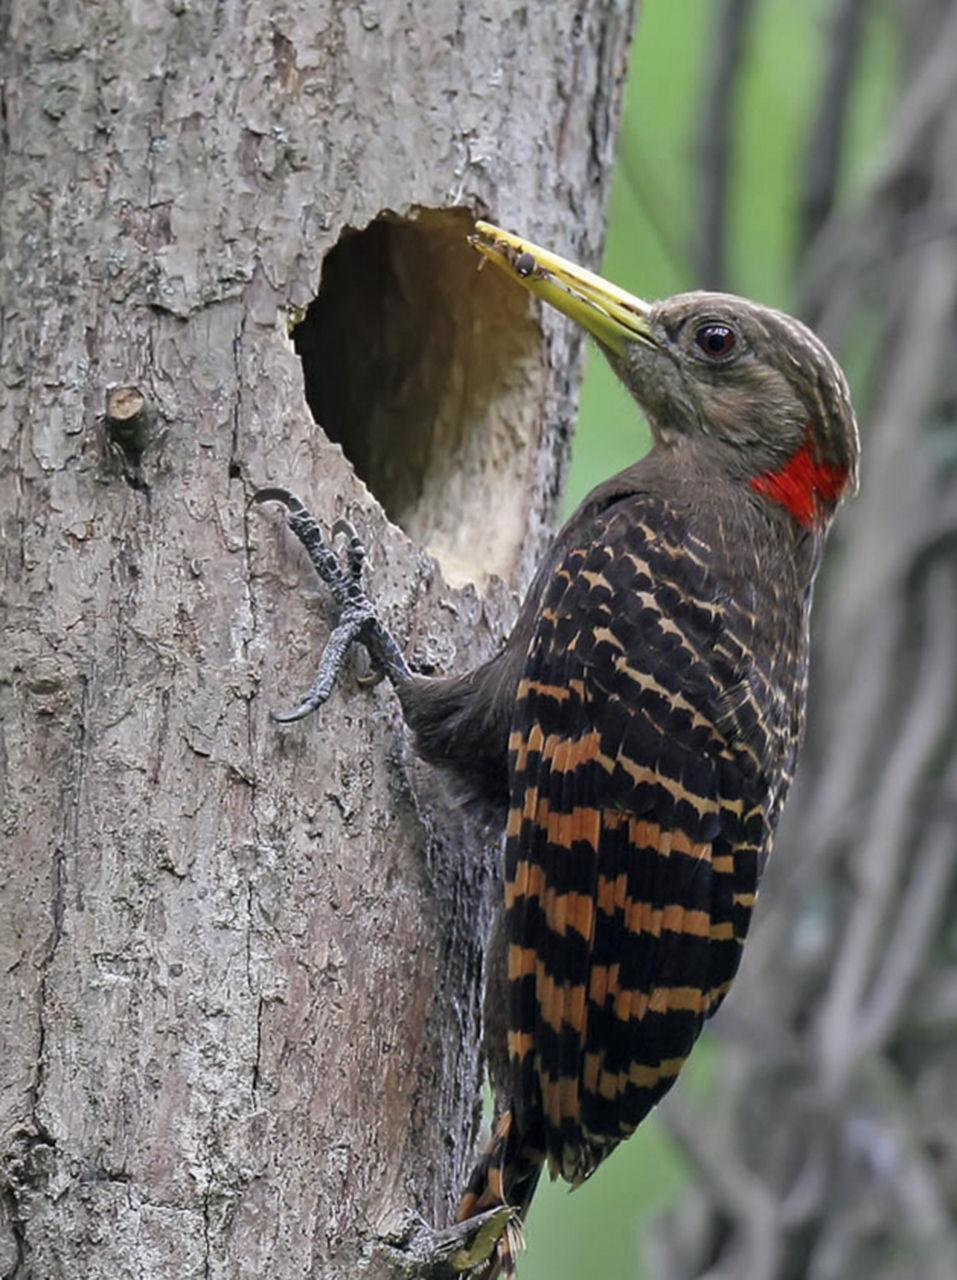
[471,222,859,534]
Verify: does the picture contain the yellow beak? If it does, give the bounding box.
[469,220,657,357]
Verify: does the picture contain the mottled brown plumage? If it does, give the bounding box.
[256,223,859,1278]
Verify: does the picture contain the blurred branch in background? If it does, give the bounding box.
[696,0,755,289]
[649,1,957,1278]
[799,0,868,257]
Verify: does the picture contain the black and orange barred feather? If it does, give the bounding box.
[442,481,810,1277]
[502,492,794,1188]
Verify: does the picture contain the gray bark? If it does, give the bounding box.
[0,2,638,1276]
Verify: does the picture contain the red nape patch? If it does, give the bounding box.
[750,436,848,530]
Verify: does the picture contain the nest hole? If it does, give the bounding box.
[292,208,542,586]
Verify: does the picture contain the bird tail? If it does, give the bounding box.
[455,1108,545,1278]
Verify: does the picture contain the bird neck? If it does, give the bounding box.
[749,431,850,533]
[589,445,828,593]
[638,420,851,537]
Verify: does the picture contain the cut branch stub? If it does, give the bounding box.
[104,384,150,467]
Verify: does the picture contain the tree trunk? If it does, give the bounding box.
[0,3,637,1276]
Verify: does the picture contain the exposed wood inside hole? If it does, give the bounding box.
[292,207,543,586]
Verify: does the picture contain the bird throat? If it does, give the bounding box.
[749,431,848,531]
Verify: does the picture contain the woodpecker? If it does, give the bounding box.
[255,222,859,1277]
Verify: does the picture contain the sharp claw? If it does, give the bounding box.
[251,486,299,510]
[333,519,366,582]
[254,489,412,719]
[331,515,359,542]
[270,702,320,724]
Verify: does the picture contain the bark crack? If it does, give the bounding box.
[1,1178,28,1277]
[202,1183,213,1279]
[252,994,265,1094]
[2,1132,59,1278]
[32,673,89,1139]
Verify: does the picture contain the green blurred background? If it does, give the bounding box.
[525,2,895,1276]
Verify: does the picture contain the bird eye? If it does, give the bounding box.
[694,323,737,360]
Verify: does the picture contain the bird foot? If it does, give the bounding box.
[252,487,410,721]
[438,1204,522,1275]
[374,1204,520,1277]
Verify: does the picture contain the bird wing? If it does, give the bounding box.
[505,494,773,1184]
